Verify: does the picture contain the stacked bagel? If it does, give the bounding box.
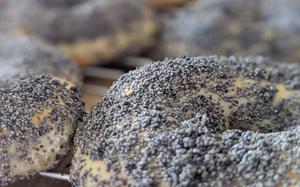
[0,34,84,185]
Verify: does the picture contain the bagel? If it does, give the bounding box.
[0,75,84,185]
[0,0,158,66]
[70,56,300,187]
[0,35,81,87]
[160,0,300,62]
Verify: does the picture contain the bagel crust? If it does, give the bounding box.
[71,56,300,187]
[0,75,84,185]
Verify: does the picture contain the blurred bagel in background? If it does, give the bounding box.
[0,34,81,87]
[158,0,300,62]
[0,0,158,66]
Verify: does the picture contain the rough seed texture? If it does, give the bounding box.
[71,56,300,187]
[0,75,84,185]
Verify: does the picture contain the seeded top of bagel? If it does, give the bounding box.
[0,75,84,185]
[72,56,300,186]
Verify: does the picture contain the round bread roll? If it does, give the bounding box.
[0,0,158,66]
[160,0,300,62]
[0,75,84,185]
[0,35,81,87]
[71,56,300,186]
